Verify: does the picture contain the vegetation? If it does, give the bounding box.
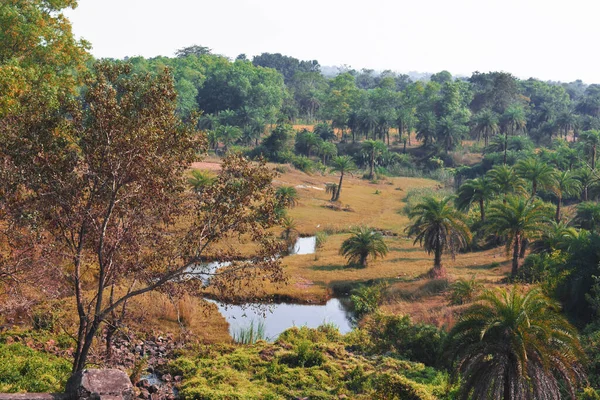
[339,226,389,268]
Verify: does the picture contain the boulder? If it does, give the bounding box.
[66,369,134,400]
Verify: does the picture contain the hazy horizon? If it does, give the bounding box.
[65,0,600,84]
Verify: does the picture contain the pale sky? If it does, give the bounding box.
[65,0,600,84]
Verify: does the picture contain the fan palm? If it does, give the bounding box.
[515,158,557,198]
[330,156,357,202]
[405,196,471,278]
[486,196,552,276]
[549,170,581,221]
[486,165,526,203]
[447,287,586,400]
[455,177,496,222]
[339,226,388,268]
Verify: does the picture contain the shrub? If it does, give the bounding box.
[350,283,387,318]
[449,276,483,305]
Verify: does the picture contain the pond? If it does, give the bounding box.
[206,297,354,340]
[289,236,316,255]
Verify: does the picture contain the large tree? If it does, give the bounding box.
[515,158,557,198]
[405,196,471,278]
[447,287,585,400]
[0,62,286,375]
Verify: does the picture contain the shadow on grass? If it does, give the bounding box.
[329,277,402,297]
[310,264,349,272]
[466,261,503,271]
[387,247,422,253]
[388,257,430,263]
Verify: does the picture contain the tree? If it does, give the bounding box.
[501,105,527,164]
[317,141,337,165]
[579,130,600,170]
[574,201,600,232]
[486,165,526,203]
[362,140,386,179]
[447,287,585,400]
[330,156,357,202]
[575,167,599,201]
[339,226,388,268]
[515,158,557,198]
[216,125,242,153]
[530,221,579,254]
[486,197,551,276]
[556,110,578,140]
[0,62,286,375]
[405,196,471,278]
[436,115,468,153]
[549,170,581,222]
[175,45,212,57]
[471,109,499,146]
[456,177,496,222]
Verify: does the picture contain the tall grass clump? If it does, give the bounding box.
[314,231,328,260]
[233,320,267,344]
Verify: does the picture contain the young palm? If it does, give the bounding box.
[330,155,357,202]
[500,105,527,164]
[325,183,338,201]
[455,177,496,222]
[318,141,337,165]
[515,157,557,198]
[530,221,579,254]
[216,125,242,153]
[362,139,386,179]
[280,215,299,247]
[275,186,299,209]
[187,170,215,194]
[549,170,581,222]
[447,287,586,400]
[485,165,526,203]
[339,226,388,268]
[405,196,471,278]
[486,196,552,276]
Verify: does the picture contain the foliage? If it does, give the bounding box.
[449,276,483,305]
[447,287,586,400]
[339,226,389,268]
[350,283,388,318]
[233,320,267,344]
[0,343,71,393]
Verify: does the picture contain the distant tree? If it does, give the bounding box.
[574,201,600,232]
[340,226,388,268]
[456,177,496,222]
[471,109,499,146]
[313,122,336,142]
[330,156,357,202]
[406,196,471,278]
[430,70,453,85]
[531,221,579,254]
[575,167,599,201]
[317,141,337,165]
[447,287,585,400]
[176,44,212,57]
[556,110,578,140]
[579,130,600,170]
[362,140,386,179]
[486,197,551,276]
[275,186,299,209]
[216,125,242,153]
[436,115,468,153]
[501,105,527,164]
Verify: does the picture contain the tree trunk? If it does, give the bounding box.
[369,150,375,180]
[429,247,446,278]
[511,234,521,277]
[479,198,485,222]
[555,197,561,222]
[360,253,368,268]
[335,172,344,201]
[503,130,508,165]
[403,140,407,154]
[593,144,597,170]
[584,186,589,202]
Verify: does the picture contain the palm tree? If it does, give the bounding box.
[574,201,600,232]
[275,186,299,209]
[280,216,298,248]
[447,287,585,400]
[362,140,386,179]
[549,170,581,222]
[515,158,557,198]
[530,221,579,254]
[486,196,552,276]
[325,183,338,201]
[575,167,599,201]
[187,170,215,194]
[455,177,496,222]
[405,196,472,278]
[486,165,526,203]
[501,105,527,164]
[436,115,467,153]
[416,111,436,147]
[471,109,499,146]
[556,110,578,141]
[339,226,388,268]
[216,125,242,153]
[579,130,600,169]
[318,141,337,165]
[330,156,357,202]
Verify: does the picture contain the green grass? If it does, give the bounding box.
[232,320,268,344]
[0,343,71,393]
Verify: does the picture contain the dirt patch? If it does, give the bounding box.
[190,161,221,171]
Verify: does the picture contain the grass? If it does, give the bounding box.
[232,320,267,344]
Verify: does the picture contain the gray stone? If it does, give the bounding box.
[66,369,134,400]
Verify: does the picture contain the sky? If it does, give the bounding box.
[65,0,600,84]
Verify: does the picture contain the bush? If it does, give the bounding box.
[449,276,482,305]
[350,283,387,318]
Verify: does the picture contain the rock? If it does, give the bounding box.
[66,369,134,400]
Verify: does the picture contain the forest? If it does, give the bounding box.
[2,0,600,399]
